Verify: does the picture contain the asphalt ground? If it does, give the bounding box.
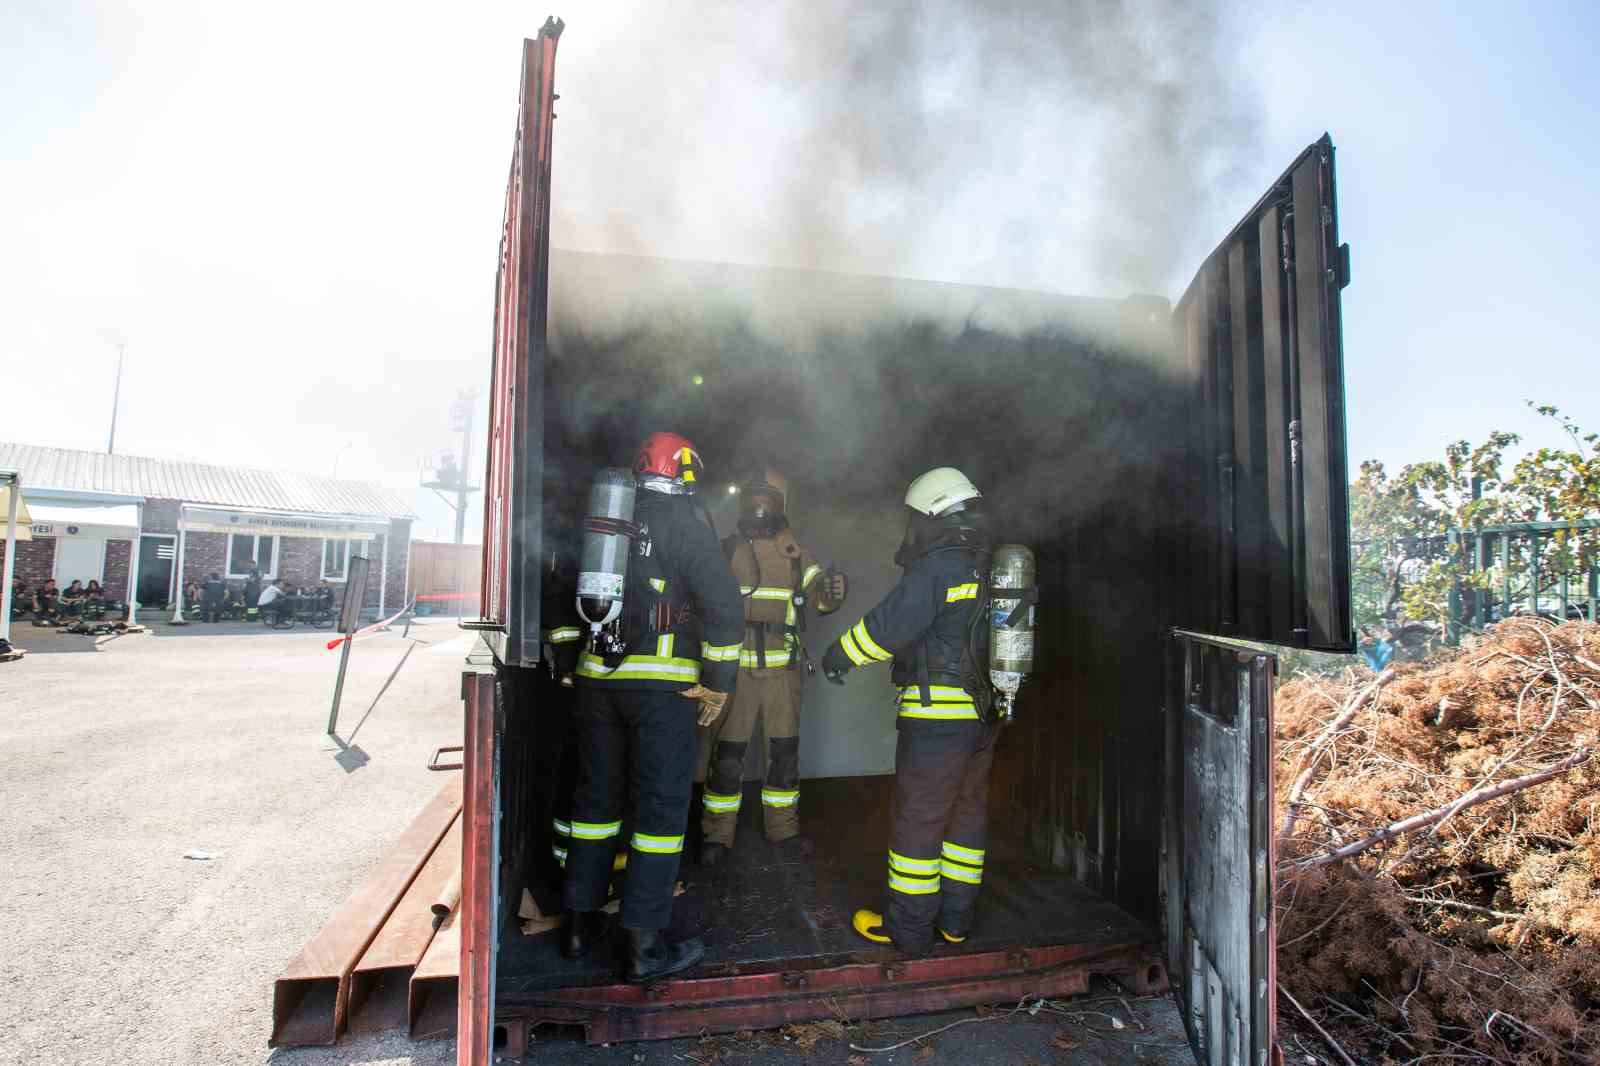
[0,616,1196,1066]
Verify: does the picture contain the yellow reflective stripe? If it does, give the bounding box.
[941,841,985,865]
[851,620,892,661]
[552,845,568,866]
[702,641,742,662]
[576,652,701,681]
[657,634,675,658]
[801,564,824,589]
[839,628,873,667]
[703,791,742,812]
[888,871,940,895]
[570,820,622,840]
[739,647,792,668]
[888,850,940,875]
[897,706,981,720]
[945,582,978,603]
[786,600,797,626]
[547,627,582,644]
[649,577,666,592]
[896,685,974,707]
[761,788,799,808]
[748,587,792,601]
[631,832,685,854]
[552,818,573,837]
[941,859,982,884]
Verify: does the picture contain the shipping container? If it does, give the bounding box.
[458,21,1353,1065]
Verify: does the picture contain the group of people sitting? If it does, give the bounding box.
[182,573,335,625]
[10,576,120,622]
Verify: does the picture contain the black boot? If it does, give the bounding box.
[700,842,726,867]
[626,928,705,983]
[561,910,609,959]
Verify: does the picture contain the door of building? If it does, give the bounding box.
[137,534,176,607]
[54,537,107,588]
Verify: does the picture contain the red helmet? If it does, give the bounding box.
[632,432,703,490]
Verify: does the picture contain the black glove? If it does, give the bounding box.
[821,641,852,685]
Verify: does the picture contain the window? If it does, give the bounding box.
[226,534,277,579]
[322,539,351,581]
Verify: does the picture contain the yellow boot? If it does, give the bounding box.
[852,908,892,944]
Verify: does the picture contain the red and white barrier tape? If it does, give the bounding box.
[326,600,415,651]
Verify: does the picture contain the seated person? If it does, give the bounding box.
[257,579,292,623]
[35,578,60,618]
[199,572,226,623]
[60,579,87,617]
[83,579,107,617]
[9,577,28,617]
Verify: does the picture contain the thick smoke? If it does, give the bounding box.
[551,0,1259,296]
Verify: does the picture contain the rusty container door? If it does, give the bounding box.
[1172,135,1353,654]
[1164,634,1276,1066]
[478,19,562,666]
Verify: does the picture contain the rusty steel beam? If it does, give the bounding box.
[500,942,1165,1046]
[347,816,464,1033]
[457,669,497,1065]
[270,776,462,1047]
[410,906,462,1041]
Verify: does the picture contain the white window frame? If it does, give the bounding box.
[321,538,351,582]
[225,533,279,579]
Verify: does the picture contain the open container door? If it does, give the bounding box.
[1164,136,1353,1064]
[461,21,563,1066]
[476,18,562,668]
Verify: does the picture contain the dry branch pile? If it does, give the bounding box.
[1275,620,1600,1065]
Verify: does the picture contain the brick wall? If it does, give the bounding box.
[1,537,56,590]
[104,540,131,601]
[143,499,180,535]
[177,532,229,592]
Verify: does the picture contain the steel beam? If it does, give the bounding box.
[498,942,1164,1046]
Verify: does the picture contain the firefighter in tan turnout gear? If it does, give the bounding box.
[700,469,847,864]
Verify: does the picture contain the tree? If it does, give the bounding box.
[1349,404,1599,633]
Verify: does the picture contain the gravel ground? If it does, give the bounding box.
[0,617,1197,1066]
[0,617,468,1066]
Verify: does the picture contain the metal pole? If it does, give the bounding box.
[170,506,188,624]
[108,344,125,454]
[378,528,389,618]
[126,503,142,626]
[455,405,473,546]
[1529,533,1540,618]
[1500,532,1511,622]
[327,637,355,735]
[1,476,18,644]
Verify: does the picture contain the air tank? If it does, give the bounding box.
[989,544,1036,722]
[576,468,636,633]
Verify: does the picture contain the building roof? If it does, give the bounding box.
[0,442,415,520]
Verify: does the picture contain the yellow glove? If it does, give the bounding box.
[680,684,730,727]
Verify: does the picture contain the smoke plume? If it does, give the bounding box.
[551,0,1259,296]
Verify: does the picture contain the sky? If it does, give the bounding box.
[2,1,1596,542]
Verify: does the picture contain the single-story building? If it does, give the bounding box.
[0,443,414,625]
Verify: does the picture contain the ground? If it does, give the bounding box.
[0,617,1196,1066]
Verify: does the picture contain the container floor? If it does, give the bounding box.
[497,775,1154,996]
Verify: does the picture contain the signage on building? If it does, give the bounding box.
[181,506,387,541]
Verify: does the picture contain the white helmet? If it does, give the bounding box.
[904,467,981,517]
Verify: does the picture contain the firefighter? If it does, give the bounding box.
[700,469,846,865]
[819,467,997,956]
[562,432,745,983]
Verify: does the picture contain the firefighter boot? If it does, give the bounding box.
[561,910,610,960]
[700,842,727,867]
[851,908,892,945]
[626,928,705,983]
